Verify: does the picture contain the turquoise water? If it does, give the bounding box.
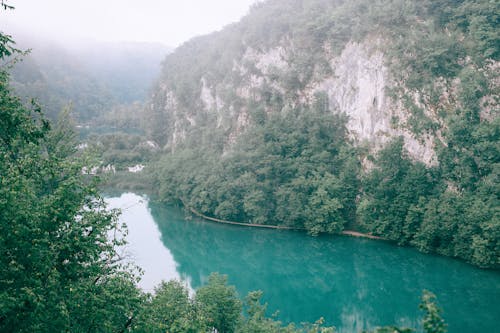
[107,193,500,333]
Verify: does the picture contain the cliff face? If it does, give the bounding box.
[149,38,433,165]
[147,0,500,268]
[146,0,497,166]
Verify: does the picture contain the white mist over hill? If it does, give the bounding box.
[3,0,260,47]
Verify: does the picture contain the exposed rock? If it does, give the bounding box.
[77,142,88,150]
[149,35,495,167]
[102,164,116,174]
[144,140,160,149]
[128,164,145,173]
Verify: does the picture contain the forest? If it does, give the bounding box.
[0,53,446,327]
[0,0,498,331]
[149,0,499,268]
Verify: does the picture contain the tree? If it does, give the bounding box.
[358,138,436,244]
[0,16,143,332]
[133,280,202,333]
[0,2,20,62]
[419,291,447,333]
[195,273,242,333]
[305,172,346,235]
[238,290,286,333]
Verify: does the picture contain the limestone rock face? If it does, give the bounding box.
[306,40,437,165]
[149,36,470,166]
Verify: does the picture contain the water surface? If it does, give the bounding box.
[108,193,500,333]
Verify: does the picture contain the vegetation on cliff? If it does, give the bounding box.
[149,0,499,268]
[156,106,360,235]
[0,51,445,328]
[0,0,496,331]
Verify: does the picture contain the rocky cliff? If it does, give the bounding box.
[147,0,499,268]
[146,0,497,166]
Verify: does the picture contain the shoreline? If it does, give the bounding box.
[185,203,384,240]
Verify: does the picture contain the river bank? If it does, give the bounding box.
[185,201,384,240]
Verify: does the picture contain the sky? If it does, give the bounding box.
[2,0,260,47]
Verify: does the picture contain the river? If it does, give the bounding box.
[106,192,500,333]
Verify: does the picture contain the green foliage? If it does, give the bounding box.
[0,32,21,61]
[357,138,437,244]
[144,0,500,268]
[0,4,22,61]
[94,101,147,131]
[148,0,499,145]
[9,37,166,123]
[196,273,243,333]
[452,1,500,61]
[133,280,202,333]
[361,291,447,333]
[0,0,14,10]
[357,29,498,267]
[154,107,359,234]
[0,28,144,332]
[87,132,153,168]
[129,276,447,333]
[3,2,483,331]
[238,291,285,333]
[359,120,499,267]
[419,291,447,333]
[9,50,115,122]
[131,275,340,333]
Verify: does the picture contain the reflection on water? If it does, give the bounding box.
[106,193,182,291]
[111,193,500,333]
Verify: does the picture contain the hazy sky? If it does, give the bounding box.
[2,0,260,47]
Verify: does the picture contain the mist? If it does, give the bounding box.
[2,0,260,48]
[2,0,260,123]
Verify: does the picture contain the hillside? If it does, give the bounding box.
[8,34,169,122]
[72,41,170,104]
[147,0,497,160]
[146,0,499,268]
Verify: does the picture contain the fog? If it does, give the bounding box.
[2,0,260,48]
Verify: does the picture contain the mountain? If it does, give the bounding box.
[145,0,499,268]
[7,33,170,122]
[146,0,497,164]
[72,41,170,104]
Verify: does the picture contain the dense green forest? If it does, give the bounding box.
[0,0,497,331]
[0,39,446,329]
[156,106,360,234]
[0,42,447,329]
[149,0,499,268]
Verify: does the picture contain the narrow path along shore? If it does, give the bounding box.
[341,230,383,240]
[184,202,384,240]
[186,205,300,230]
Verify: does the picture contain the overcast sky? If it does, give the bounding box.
[2,0,260,47]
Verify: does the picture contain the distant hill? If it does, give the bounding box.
[72,41,171,104]
[7,33,170,122]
